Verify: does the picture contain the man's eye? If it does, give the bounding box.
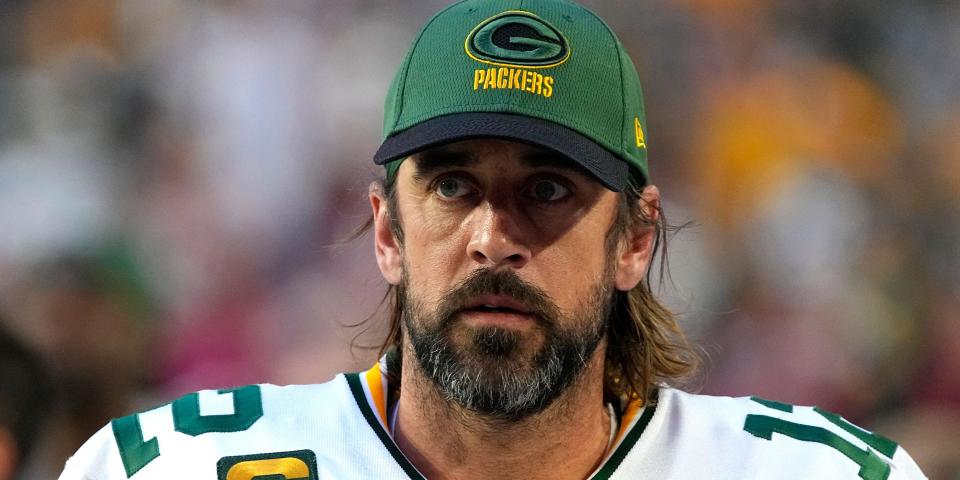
[530,180,570,202]
[436,177,471,199]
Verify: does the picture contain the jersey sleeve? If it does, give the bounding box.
[59,423,128,480]
[625,390,930,480]
[889,444,927,480]
[56,380,392,480]
[740,397,928,480]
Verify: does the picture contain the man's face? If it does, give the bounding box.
[388,139,625,419]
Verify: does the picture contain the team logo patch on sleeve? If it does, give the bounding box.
[217,450,318,480]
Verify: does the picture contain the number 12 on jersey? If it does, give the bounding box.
[111,385,264,478]
[744,397,899,480]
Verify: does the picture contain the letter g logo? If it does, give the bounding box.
[466,12,570,68]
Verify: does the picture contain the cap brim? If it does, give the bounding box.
[373,112,630,191]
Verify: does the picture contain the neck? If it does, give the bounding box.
[393,345,611,480]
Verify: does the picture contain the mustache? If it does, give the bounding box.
[436,269,561,325]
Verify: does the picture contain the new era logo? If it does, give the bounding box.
[635,117,646,149]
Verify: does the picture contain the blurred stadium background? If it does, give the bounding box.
[0,0,957,478]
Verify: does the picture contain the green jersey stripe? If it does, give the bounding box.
[345,373,425,480]
[591,390,659,480]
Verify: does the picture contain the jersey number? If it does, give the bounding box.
[111,385,264,478]
[744,397,897,480]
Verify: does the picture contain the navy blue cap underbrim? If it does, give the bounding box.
[373,113,631,191]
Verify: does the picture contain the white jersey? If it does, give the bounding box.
[60,364,926,480]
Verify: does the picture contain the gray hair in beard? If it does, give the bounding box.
[402,268,613,422]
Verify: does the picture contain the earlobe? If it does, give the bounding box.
[614,185,660,291]
[370,182,403,285]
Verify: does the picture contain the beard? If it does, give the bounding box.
[402,267,614,421]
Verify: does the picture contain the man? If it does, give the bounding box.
[60,1,927,479]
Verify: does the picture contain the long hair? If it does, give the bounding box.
[349,177,701,405]
[602,182,702,403]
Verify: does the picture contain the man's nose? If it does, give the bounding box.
[466,202,531,269]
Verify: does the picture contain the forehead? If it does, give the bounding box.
[405,138,597,180]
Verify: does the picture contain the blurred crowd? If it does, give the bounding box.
[0,0,956,478]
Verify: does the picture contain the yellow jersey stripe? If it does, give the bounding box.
[613,398,643,446]
[362,364,389,432]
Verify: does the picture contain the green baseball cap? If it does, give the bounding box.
[373,0,649,191]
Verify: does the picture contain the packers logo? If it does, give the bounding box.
[465,11,570,68]
[217,450,318,480]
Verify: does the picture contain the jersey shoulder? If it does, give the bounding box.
[58,376,369,480]
[623,388,926,480]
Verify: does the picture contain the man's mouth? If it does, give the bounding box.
[458,295,536,326]
[462,295,532,314]
[469,305,523,314]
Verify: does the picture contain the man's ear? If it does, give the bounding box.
[370,182,402,285]
[614,185,660,291]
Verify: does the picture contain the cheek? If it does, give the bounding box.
[527,224,611,316]
[543,238,609,309]
[400,207,470,300]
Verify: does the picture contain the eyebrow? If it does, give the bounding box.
[410,146,590,181]
[411,149,478,181]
